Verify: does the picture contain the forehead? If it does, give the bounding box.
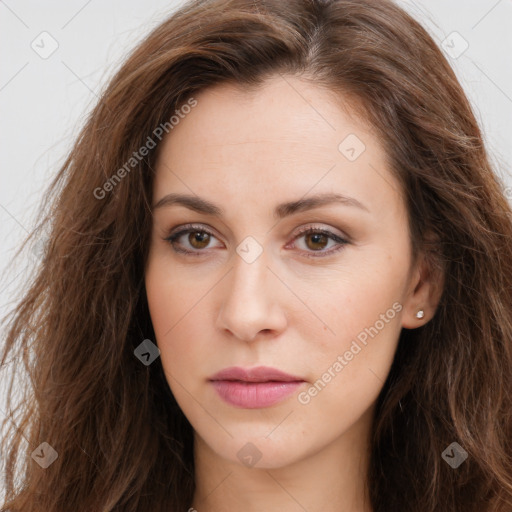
[154,75,404,222]
[161,76,376,159]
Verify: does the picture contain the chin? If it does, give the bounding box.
[202,431,308,470]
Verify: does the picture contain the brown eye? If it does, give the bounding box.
[188,231,210,249]
[291,227,349,259]
[304,232,329,251]
[165,224,348,258]
[164,225,221,255]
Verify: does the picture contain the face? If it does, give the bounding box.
[145,74,423,470]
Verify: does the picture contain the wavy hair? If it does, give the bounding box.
[1,0,511,510]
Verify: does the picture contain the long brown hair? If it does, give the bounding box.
[1,0,511,510]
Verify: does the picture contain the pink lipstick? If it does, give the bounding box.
[209,366,305,408]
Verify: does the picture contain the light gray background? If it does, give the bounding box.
[0,0,511,495]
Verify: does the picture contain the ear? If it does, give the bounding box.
[401,240,445,329]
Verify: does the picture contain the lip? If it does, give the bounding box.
[209,366,305,408]
[209,366,303,383]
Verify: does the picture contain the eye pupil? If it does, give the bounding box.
[306,232,328,250]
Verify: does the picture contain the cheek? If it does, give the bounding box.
[144,255,213,392]
[296,250,406,402]
[293,283,403,444]
[302,248,407,344]
[145,244,204,338]
[145,264,224,441]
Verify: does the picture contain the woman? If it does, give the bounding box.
[1,0,511,510]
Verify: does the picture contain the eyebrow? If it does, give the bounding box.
[152,191,370,218]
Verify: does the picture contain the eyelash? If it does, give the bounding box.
[163,223,349,259]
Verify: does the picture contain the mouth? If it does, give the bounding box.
[208,366,306,408]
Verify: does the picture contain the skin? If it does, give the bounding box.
[144,74,443,512]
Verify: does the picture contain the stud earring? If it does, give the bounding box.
[416,309,425,319]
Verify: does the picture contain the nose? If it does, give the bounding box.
[216,247,287,343]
